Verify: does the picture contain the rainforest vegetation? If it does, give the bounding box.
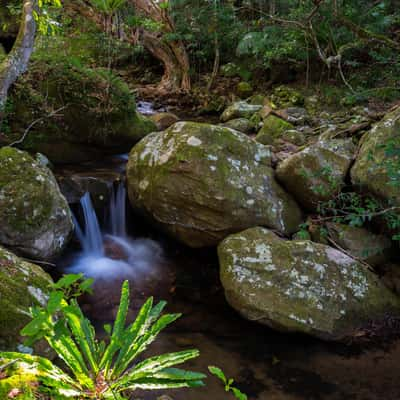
[0,1,399,399]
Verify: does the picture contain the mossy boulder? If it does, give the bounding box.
[0,147,73,260]
[221,118,254,134]
[127,122,302,247]
[255,115,295,145]
[236,81,253,98]
[218,227,400,341]
[271,86,304,108]
[220,101,262,123]
[324,222,392,267]
[0,246,53,353]
[6,60,156,164]
[351,107,400,206]
[276,139,355,211]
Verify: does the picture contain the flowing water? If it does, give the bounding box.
[62,178,400,400]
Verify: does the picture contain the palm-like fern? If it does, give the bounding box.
[1,279,205,399]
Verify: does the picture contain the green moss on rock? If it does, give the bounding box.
[255,115,295,145]
[6,60,156,163]
[127,122,302,247]
[276,139,355,211]
[0,247,53,353]
[0,147,73,260]
[351,107,400,207]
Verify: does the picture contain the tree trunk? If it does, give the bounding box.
[0,0,37,114]
[131,0,191,92]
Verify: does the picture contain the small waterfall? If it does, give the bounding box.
[109,183,127,238]
[68,182,163,280]
[75,192,104,256]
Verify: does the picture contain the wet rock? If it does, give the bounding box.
[351,107,400,207]
[57,169,123,211]
[218,227,400,341]
[220,101,262,123]
[221,118,254,134]
[276,139,355,211]
[127,122,302,247]
[0,147,73,261]
[0,246,53,353]
[151,112,180,131]
[324,222,392,266]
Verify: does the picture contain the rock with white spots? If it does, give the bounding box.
[126,122,302,247]
[351,107,400,206]
[0,147,73,261]
[276,139,355,211]
[218,227,400,340]
[0,246,53,354]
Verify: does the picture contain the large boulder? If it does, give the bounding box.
[276,139,355,211]
[220,101,262,123]
[0,246,53,353]
[0,147,73,260]
[5,60,156,164]
[127,122,302,247]
[351,107,400,206]
[218,227,400,340]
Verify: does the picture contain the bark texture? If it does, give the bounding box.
[0,0,37,113]
[131,0,191,92]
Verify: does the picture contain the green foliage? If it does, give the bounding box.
[208,366,247,400]
[3,276,205,399]
[89,0,127,15]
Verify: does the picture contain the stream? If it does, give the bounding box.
[53,107,400,400]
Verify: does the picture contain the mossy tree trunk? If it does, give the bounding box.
[0,0,37,116]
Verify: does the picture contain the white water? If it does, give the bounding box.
[68,184,163,280]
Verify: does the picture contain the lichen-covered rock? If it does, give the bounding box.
[6,60,156,164]
[220,101,262,123]
[276,139,355,211]
[150,112,180,131]
[127,122,302,247]
[221,118,254,134]
[0,147,73,260]
[351,107,400,206]
[218,227,400,340]
[324,222,392,266]
[255,115,295,145]
[0,246,53,353]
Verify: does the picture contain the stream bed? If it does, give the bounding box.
[54,148,400,400]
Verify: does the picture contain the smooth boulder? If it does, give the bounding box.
[0,246,53,353]
[218,227,400,340]
[276,139,355,211]
[127,122,302,247]
[0,147,73,260]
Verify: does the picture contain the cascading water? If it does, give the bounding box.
[67,183,163,280]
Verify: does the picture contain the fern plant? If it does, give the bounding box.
[0,276,205,399]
